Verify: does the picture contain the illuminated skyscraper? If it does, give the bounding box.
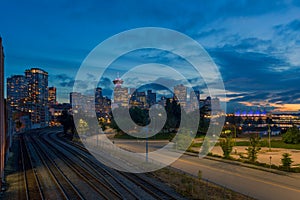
[174,84,187,108]
[113,76,128,107]
[48,86,57,106]
[189,90,200,111]
[95,87,111,115]
[7,75,28,110]
[25,68,49,128]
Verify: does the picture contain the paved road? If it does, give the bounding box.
[114,139,300,200]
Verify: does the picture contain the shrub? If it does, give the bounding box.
[282,126,300,144]
[220,136,234,159]
[281,153,293,171]
[246,135,261,162]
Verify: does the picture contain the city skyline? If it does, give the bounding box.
[1,1,300,113]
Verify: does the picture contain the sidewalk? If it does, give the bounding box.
[184,151,289,176]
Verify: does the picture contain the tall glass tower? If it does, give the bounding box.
[25,68,49,128]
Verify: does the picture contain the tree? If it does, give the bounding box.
[281,153,293,171]
[164,99,181,133]
[246,135,261,162]
[129,106,148,126]
[282,126,300,144]
[59,109,76,139]
[219,136,234,159]
[198,106,209,134]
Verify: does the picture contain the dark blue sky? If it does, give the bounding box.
[1,0,300,112]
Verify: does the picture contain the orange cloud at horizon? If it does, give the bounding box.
[273,104,300,112]
[239,101,300,112]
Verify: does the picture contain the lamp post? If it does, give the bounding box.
[146,112,162,162]
[268,124,271,152]
[226,122,237,145]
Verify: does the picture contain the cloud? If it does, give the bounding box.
[53,74,75,87]
[274,19,300,34]
[217,0,290,17]
[210,47,288,86]
[195,28,227,39]
[98,77,113,89]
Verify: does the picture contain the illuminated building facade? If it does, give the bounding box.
[48,86,57,106]
[271,113,300,130]
[174,84,187,108]
[113,76,128,107]
[25,68,49,128]
[147,90,156,107]
[49,103,71,126]
[7,75,28,110]
[95,87,111,117]
[188,90,200,112]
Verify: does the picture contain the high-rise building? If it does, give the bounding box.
[95,87,111,115]
[25,68,49,128]
[0,37,5,186]
[189,90,200,112]
[70,92,83,111]
[7,75,28,110]
[174,84,187,108]
[95,87,103,112]
[147,90,156,107]
[136,91,147,107]
[48,86,57,106]
[113,76,128,107]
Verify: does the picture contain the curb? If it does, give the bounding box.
[183,152,288,176]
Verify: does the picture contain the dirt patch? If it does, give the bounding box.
[151,167,254,200]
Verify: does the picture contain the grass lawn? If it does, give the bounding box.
[235,139,300,150]
[190,139,300,150]
[151,167,253,200]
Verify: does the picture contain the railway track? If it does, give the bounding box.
[26,134,85,200]
[18,128,184,200]
[41,133,139,200]
[20,135,44,200]
[50,132,182,200]
[33,134,123,200]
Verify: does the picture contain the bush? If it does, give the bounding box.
[282,126,300,144]
[220,136,234,159]
[246,135,261,163]
[281,153,293,171]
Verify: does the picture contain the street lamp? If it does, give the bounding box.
[146,112,162,162]
[268,123,271,152]
[226,122,237,145]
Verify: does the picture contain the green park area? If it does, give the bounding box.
[189,125,300,172]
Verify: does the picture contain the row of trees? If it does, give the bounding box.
[217,134,261,162]
[216,132,294,171]
[110,98,210,136]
